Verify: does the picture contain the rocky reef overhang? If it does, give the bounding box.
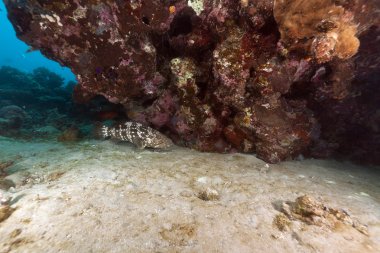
[4,0,379,164]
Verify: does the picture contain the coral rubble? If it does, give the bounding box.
[4,0,379,163]
[276,195,369,235]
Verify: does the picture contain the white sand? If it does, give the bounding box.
[0,137,379,252]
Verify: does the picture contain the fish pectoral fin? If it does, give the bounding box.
[134,139,146,149]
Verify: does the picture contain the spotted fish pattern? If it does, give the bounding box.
[100,122,173,149]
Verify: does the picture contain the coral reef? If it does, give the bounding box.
[0,66,71,137]
[0,67,104,139]
[0,105,26,132]
[3,0,379,164]
[0,66,70,113]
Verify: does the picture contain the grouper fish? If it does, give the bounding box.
[98,122,173,149]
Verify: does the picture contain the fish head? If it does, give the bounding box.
[152,134,173,149]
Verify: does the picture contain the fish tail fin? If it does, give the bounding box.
[93,124,110,139]
[101,125,110,138]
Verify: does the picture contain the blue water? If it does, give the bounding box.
[0,1,76,83]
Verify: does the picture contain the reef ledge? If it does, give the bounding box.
[4,0,379,164]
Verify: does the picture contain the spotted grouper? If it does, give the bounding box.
[98,122,173,149]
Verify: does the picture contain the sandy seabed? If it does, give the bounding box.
[0,136,379,253]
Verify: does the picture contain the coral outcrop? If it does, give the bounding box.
[0,105,26,133]
[274,0,360,63]
[0,67,94,138]
[4,0,379,164]
[275,195,369,235]
[0,66,70,113]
